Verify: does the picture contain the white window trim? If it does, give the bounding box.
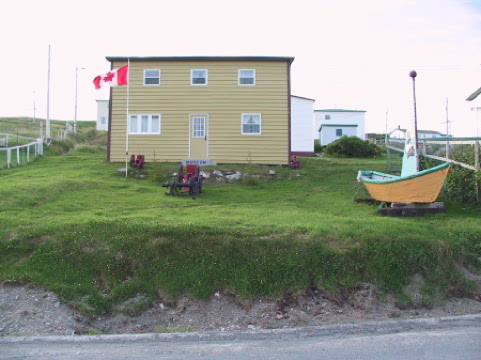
[238,69,256,86]
[241,113,262,135]
[128,114,161,135]
[191,69,208,86]
[143,69,161,86]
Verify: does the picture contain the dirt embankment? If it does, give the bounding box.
[2,279,481,336]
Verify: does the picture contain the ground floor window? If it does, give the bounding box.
[336,128,342,137]
[242,113,261,135]
[129,114,161,135]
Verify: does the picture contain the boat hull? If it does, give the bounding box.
[359,163,451,203]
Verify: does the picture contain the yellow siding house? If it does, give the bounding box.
[106,56,294,165]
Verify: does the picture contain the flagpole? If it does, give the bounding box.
[125,59,130,179]
[46,45,51,140]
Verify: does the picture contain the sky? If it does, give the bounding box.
[1,0,481,136]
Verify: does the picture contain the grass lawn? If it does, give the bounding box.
[1,149,480,315]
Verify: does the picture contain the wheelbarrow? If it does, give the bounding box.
[162,163,204,199]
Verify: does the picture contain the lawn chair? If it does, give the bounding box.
[289,155,300,170]
[130,154,145,169]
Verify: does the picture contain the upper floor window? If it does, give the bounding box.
[129,114,161,135]
[239,69,255,85]
[242,113,261,135]
[191,69,208,85]
[144,69,160,85]
[325,115,331,120]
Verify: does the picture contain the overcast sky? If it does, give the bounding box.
[1,0,481,136]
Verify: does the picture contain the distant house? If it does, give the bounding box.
[290,95,315,156]
[106,56,294,165]
[96,100,109,131]
[314,109,366,146]
[389,127,448,140]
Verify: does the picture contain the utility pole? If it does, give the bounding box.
[33,91,36,122]
[74,67,85,133]
[385,108,389,144]
[445,98,451,159]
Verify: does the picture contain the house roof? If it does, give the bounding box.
[467,86,481,101]
[390,128,446,136]
[319,124,358,131]
[106,56,295,64]
[314,109,366,113]
[291,95,316,102]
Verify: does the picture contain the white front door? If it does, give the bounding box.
[190,115,207,158]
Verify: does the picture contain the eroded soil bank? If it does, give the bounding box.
[1,281,481,336]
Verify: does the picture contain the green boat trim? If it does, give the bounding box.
[359,162,450,185]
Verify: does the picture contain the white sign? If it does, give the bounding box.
[182,159,217,166]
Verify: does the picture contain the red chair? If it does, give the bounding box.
[130,154,145,169]
[289,155,300,170]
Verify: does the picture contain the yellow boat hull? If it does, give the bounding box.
[360,164,451,203]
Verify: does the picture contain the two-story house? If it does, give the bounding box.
[106,56,294,165]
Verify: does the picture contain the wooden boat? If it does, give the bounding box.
[357,162,451,203]
[357,71,452,205]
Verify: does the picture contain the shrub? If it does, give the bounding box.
[325,136,378,158]
[442,145,479,204]
[314,139,323,153]
[44,139,76,155]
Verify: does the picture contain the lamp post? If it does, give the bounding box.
[74,67,85,133]
[409,70,419,172]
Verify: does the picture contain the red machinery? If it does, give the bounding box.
[162,163,204,199]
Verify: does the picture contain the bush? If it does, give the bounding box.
[441,145,480,204]
[325,136,379,158]
[314,139,323,153]
[44,139,76,155]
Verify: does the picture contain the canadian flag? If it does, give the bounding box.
[93,65,129,89]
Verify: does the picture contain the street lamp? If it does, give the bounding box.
[409,70,419,172]
[74,66,85,133]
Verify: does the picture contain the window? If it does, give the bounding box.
[336,129,342,137]
[144,69,160,85]
[239,69,255,85]
[192,116,205,138]
[242,113,261,135]
[100,116,106,125]
[129,114,161,134]
[191,69,208,85]
[325,115,331,120]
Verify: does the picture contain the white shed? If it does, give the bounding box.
[291,95,315,156]
[314,109,366,146]
[96,100,109,131]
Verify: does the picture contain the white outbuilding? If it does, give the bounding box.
[96,99,109,131]
[314,109,366,146]
[291,95,315,156]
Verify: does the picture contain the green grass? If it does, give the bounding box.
[1,147,480,315]
[0,117,96,140]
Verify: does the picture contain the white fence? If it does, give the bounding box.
[0,133,43,169]
[386,137,481,172]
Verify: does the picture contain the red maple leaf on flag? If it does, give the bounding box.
[103,72,114,82]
